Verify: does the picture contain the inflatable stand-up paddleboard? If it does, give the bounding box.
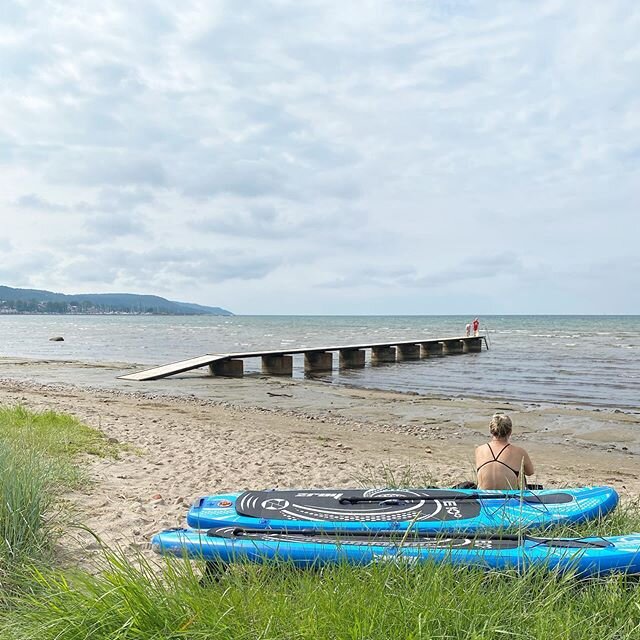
[187,486,619,533]
[152,527,640,578]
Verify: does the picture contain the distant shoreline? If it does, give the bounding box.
[0,284,233,316]
[0,311,230,316]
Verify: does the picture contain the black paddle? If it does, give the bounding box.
[205,526,612,549]
[337,492,556,505]
[210,526,520,541]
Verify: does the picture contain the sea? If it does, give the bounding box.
[1,315,639,410]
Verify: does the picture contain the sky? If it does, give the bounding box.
[1,0,639,315]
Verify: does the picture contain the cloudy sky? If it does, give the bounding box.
[1,1,638,314]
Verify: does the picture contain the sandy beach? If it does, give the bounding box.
[1,358,639,563]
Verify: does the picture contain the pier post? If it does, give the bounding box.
[442,339,464,355]
[396,344,420,361]
[261,355,293,376]
[463,337,483,353]
[339,348,366,369]
[420,342,444,357]
[304,351,333,373]
[209,358,244,377]
[371,346,396,364]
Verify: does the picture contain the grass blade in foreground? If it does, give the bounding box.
[2,551,640,640]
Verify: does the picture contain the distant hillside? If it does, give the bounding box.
[0,285,233,316]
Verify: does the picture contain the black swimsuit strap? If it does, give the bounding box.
[492,443,511,460]
[477,442,520,476]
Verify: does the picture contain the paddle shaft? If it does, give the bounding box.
[205,527,612,549]
[338,493,548,505]
[209,527,523,541]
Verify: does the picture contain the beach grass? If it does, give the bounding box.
[0,405,120,467]
[0,444,54,572]
[355,461,439,489]
[2,541,640,640]
[0,405,120,581]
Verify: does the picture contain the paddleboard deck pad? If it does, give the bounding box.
[152,527,640,577]
[187,486,619,533]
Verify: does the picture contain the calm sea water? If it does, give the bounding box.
[1,315,639,409]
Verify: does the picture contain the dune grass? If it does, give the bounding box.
[0,409,639,639]
[0,444,54,571]
[2,544,640,640]
[0,405,120,468]
[0,405,120,579]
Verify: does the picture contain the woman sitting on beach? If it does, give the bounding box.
[475,414,534,490]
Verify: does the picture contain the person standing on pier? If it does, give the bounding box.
[473,317,480,336]
[465,323,471,337]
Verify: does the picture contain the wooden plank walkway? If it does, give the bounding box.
[118,335,485,381]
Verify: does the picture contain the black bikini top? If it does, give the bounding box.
[476,442,520,477]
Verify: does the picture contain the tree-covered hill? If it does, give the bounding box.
[0,285,233,315]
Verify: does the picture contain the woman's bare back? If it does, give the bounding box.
[475,441,534,490]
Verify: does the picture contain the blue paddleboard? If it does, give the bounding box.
[187,486,619,533]
[152,527,640,577]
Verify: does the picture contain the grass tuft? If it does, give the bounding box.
[0,405,121,585]
[355,462,438,489]
[0,444,53,570]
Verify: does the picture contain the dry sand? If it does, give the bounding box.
[1,358,639,563]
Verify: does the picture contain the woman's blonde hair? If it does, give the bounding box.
[489,413,512,439]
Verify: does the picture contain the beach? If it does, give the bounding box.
[1,357,639,562]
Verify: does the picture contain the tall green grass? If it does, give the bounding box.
[2,546,640,639]
[0,405,119,577]
[0,445,53,568]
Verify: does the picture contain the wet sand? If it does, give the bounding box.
[1,358,639,561]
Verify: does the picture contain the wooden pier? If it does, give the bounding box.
[118,335,486,381]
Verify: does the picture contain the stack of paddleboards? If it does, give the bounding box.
[151,485,640,577]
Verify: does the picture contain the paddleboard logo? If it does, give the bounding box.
[442,500,462,518]
[216,500,233,508]
[261,498,290,511]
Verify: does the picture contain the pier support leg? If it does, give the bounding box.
[397,344,420,361]
[420,342,444,357]
[463,337,483,353]
[209,359,244,377]
[339,348,366,369]
[261,355,293,376]
[304,351,333,373]
[371,346,396,365]
[442,340,464,355]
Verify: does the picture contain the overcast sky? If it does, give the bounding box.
[1,1,638,314]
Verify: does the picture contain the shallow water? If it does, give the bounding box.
[1,315,639,409]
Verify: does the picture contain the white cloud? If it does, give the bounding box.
[0,0,638,313]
